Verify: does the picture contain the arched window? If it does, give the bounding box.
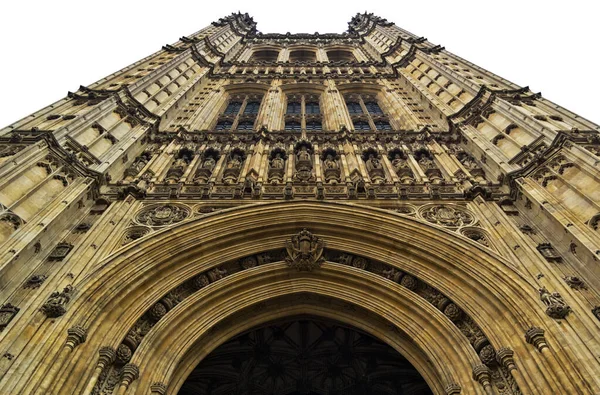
[375,121,392,131]
[306,121,322,131]
[237,121,254,131]
[287,102,301,114]
[251,50,279,62]
[346,102,363,114]
[365,101,383,115]
[244,101,261,114]
[285,121,302,131]
[305,102,320,114]
[224,102,242,115]
[216,120,233,131]
[327,50,356,62]
[353,121,371,131]
[289,50,317,63]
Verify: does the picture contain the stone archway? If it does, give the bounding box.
[3,201,592,395]
[179,315,433,395]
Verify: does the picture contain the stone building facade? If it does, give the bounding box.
[0,12,599,394]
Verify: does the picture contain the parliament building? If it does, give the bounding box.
[1,11,600,394]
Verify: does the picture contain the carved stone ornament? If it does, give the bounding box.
[419,204,475,228]
[539,287,571,319]
[525,326,548,351]
[40,285,74,318]
[135,204,190,227]
[285,228,325,271]
[445,383,462,395]
[592,306,600,322]
[563,275,587,290]
[0,303,20,331]
[24,274,48,289]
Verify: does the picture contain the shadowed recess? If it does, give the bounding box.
[179,316,433,395]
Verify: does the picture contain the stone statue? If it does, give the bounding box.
[418,157,435,169]
[202,156,216,170]
[539,287,571,319]
[270,153,285,169]
[297,146,310,161]
[365,154,382,171]
[391,154,408,170]
[228,154,242,169]
[324,154,338,169]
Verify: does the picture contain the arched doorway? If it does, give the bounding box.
[180,316,432,395]
[7,201,592,395]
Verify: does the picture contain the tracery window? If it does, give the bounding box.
[345,94,392,132]
[214,94,263,132]
[305,102,320,114]
[244,101,261,114]
[284,94,323,132]
[353,121,371,131]
[289,50,317,63]
[306,121,322,131]
[285,121,302,131]
[287,101,302,114]
[251,49,279,62]
[346,101,363,114]
[327,50,356,62]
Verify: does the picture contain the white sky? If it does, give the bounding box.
[0,1,598,128]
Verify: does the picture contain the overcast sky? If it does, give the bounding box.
[1,1,598,128]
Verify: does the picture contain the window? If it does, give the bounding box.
[244,101,261,114]
[305,102,320,114]
[285,121,302,131]
[216,94,263,132]
[365,102,383,115]
[251,50,279,62]
[346,102,363,114]
[289,50,317,63]
[287,102,301,114]
[216,120,232,131]
[353,121,371,131]
[345,94,391,132]
[375,121,391,130]
[237,121,254,131]
[306,121,322,131]
[224,102,242,115]
[327,50,356,62]
[284,94,323,131]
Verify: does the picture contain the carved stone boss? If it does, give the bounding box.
[285,228,325,271]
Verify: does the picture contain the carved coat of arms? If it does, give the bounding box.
[285,229,325,271]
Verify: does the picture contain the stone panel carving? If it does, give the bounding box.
[285,229,325,271]
[419,204,476,228]
[135,204,191,227]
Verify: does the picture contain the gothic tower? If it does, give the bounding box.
[0,12,599,394]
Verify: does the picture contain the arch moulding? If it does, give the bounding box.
[4,201,595,395]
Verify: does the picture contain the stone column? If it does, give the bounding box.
[444,383,462,394]
[36,325,87,394]
[151,382,167,394]
[116,363,139,395]
[472,364,493,395]
[496,347,527,394]
[82,346,116,394]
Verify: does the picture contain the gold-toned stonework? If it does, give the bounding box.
[0,11,599,395]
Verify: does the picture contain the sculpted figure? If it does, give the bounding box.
[298,146,311,161]
[228,154,242,169]
[202,156,216,170]
[270,153,285,169]
[324,154,338,169]
[392,154,408,170]
[366,154,382,171]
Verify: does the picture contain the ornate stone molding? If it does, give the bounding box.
[285,229,325,271]
[525,327,548,352]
